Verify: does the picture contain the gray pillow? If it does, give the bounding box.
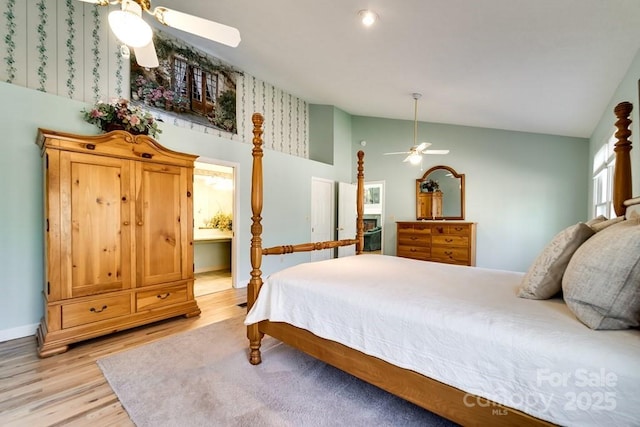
[518,223,594,299]
[589,216,624,232]
[562,220,640,329]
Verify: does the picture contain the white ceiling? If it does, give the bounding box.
[149,0,640,138]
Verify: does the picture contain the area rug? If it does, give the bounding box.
[97,316,456,426]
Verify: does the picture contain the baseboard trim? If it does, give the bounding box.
[194,266,231,274]
[0,323,38,343]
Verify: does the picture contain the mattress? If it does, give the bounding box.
[245,254,640,426]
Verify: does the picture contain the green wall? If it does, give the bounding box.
[0,82,351,340]
[351,116,589,271]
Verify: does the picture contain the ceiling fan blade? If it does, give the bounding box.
[152,7,241,47]
[414,142,431,152]
[76,0,109,4]
[133,39,159,68]
[402,154,412,162]
[383,151,410,155]
[423,150,450,155]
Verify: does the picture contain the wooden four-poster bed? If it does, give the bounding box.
[245,103,640,426]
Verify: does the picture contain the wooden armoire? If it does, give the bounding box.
[35,129,201,357]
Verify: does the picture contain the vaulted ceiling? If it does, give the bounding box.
[152,0,640,138]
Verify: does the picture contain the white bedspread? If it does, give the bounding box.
[245,255,640,426]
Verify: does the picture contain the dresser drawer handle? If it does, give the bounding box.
[156,293,171,300]
[444,251,453,256]
[454,227,463,231]
[410,236,418,240]
[90,305,108,313]
[410,248,417,252]
[445,238,453,243]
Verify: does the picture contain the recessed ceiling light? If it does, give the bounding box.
[358,10,378,27]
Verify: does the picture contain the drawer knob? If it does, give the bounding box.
[123,221,130,226]
[90,305,107,313]
[157,293,171,300]
[137,221,144,226]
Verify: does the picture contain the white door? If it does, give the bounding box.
[337,182,356,257]
[311,177,335,261]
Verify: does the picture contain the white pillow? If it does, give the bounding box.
[517,223,594,300]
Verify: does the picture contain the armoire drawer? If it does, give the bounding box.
[136,284,188,311]
[62,294,131,329]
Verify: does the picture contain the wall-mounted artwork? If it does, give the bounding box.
[364,183,383,215]
[130,31,241,134]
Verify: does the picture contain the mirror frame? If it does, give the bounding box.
[415,165,465,220]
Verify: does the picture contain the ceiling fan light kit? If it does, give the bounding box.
[108,0,152,48]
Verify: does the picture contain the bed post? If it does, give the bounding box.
[613,101,633,217]
[356,150,365,254]
[247,113,265,365]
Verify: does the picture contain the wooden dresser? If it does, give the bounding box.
[396,221,477,266]
[36,129,201,357]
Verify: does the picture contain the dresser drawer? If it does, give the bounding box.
[431,224,471,235]
[136,284,188,311]
[398,233,431,247]
[431,246,469,264]
[62,294,131,329]
[398,246,431,260]
[432,235,469,247]
[398,223,431,235]
[446,224,471,235]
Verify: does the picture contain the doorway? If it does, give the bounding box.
[363,181,385,254]
[193,160,237,296]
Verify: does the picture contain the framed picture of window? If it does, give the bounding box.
[364,183,383,214]
[130,31,239,134]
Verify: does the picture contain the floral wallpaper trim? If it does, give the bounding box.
[36,0,48,92]
[91,5,101,102]
[115,45,123,97]
[4,0,16,83]
[65,0,76,98]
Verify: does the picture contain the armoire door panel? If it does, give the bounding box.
[136,163,183,286]
[60,152,133,299]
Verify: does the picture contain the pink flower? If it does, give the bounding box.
[129,115,141,126]
[90,109,104,118]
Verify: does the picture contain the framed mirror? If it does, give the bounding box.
[416,165,465,220]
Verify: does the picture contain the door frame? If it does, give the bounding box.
[310,176,335,261]
[364,180,386,254]
[194,156,240,288]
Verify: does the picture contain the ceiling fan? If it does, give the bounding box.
[383,93,449,165]
[77,0,241,68]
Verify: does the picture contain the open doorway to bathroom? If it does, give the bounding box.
[193,160,236,296]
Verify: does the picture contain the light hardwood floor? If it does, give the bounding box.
[0,287,247,427]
